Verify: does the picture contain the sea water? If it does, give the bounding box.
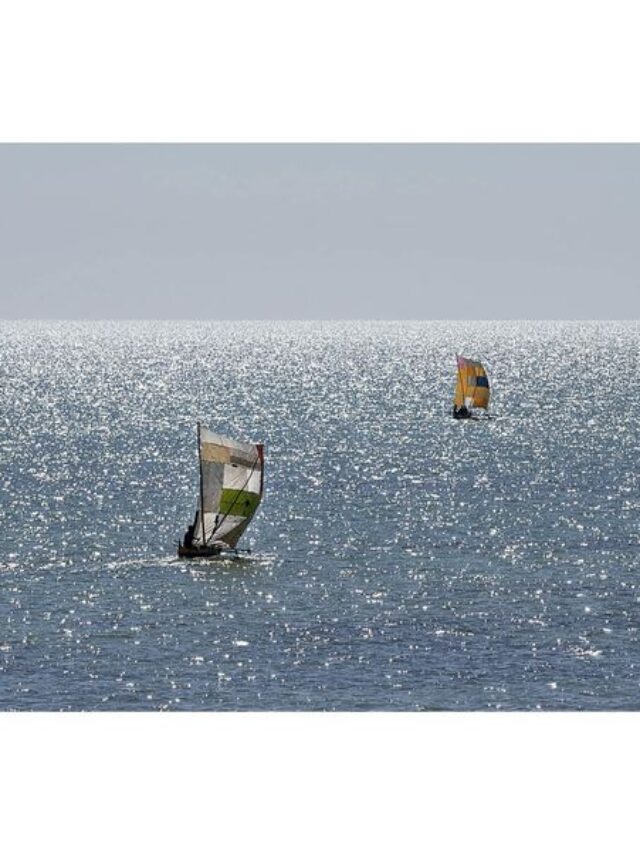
[1,321,639,710]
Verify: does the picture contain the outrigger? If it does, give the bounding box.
[178,423,264,559]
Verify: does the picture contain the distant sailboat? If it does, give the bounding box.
[178,423,264,558]
[452,355,490,419]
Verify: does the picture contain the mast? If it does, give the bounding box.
[197,421,206,545]
[456,355,466,408]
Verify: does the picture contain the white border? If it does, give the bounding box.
[1,713,638,851]
[1,1,640,141]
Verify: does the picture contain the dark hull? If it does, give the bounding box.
[178,543,226,559]
[453,406,488,420]
[452,405,473,419]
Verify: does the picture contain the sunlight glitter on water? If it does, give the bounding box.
[1,321,640,709]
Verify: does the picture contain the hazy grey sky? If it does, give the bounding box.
[0,144,638,320]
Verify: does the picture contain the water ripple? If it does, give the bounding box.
[1,320,639,709]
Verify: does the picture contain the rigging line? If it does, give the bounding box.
[206,455,260,545]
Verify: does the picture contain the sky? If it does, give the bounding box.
[0,144,638,320]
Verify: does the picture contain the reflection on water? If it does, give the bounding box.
[1,321,639,710]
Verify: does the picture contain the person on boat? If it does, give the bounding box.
[453,404,471,419]
[183,522,195,549]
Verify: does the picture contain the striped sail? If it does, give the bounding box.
[192,426,264,549]
[454,355,490,410]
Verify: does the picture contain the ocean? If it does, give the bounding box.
[1,320,639,710]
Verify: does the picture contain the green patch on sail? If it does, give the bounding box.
[219,488,261,518]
